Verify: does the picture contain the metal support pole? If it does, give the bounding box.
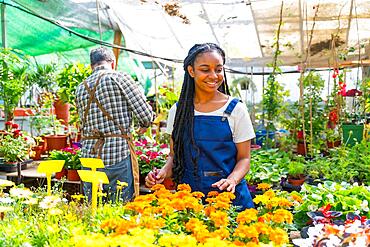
[1,3,6,48]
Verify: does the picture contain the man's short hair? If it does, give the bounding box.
[90,47,115,66]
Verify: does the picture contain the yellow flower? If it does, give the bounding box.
[71,194,85,201]
[272,209,293,224]
[269,227,289,245]
[291,193,303,203]
[236,208,258,224]
[117,180,128,190]
[48,208,63,216]
[209,211,229,228]
[0,206,13,213]
[233,225,259,239]
[257,183,272,190]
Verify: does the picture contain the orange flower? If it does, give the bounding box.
[177,183,192,192]
[253,222,270,235]
[277,198,294,208]
[192,191,205,199]
[234,225,259,239]
[236,208,258,224]
[207,191,219,197]
[209,211,229,228]
[257,183,272,191]
[272,209,293,224]
[204,205,216,216]
[291,193,303,203]
[269,227,289,245]
[151,184,166,191]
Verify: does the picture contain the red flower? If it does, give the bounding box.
[297,130,304,139]
[12,123,19,129]
[160,144,168,148]
[329,110,338,123]
[5,121,12,126]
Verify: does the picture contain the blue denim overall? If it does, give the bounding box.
[181,98,254,210]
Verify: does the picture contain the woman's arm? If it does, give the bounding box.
[212,140,251,193]
[145,137,174,187]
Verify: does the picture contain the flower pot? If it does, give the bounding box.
[45,134,68,151]
[296,142,307,156]
[288,174,306,186]
[162,178,176,190]
[54,99,70,126]
[31,146,44,160]
[327,140,341,149]
[67,169,80,181]
[55,168,68,180]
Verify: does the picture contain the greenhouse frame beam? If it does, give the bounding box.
[345,0,354,46]
[298,0,304,55]
[200,3,220,45]
[1,3,6,48]
[160,11,184,50]
[249,2,264,57]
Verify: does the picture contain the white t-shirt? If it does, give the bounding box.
[166,97,256,143]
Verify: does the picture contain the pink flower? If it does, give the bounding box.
[160,144,168,148]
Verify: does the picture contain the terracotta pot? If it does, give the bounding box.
[288,174,306,186]
[327,140,341,148]
[162,178,176,190]
[55,168,68,180]
[296,142,307,156]
[67,169,80,181]
[31,146,44,160]
[45,134,68,151]
[54,99,70,126]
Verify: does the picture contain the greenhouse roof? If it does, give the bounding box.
[2,0,370,69]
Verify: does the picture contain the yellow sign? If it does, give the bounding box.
[80,158,105,170]
[37,160,65,196]
[77,170,109,184]
[37,160,65,174]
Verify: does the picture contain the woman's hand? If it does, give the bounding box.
[211,177,237,193]
[144,168,167,188]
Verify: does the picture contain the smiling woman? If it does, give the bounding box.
[145,43,256,211]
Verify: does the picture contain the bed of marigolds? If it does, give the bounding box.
[0,180,300,247]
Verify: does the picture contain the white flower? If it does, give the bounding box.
[0,197,14,204]
[327,193,334,203]
[9,188,34,199]
[311,193,322,200]
[307,224,324,237]
[292,238,314,246]
[360,200,369,212]
[318,183,323,190]
[352,236,367,247]
[39,196,61,209]
[21,243,32,247]
[308,204,318,212]
[327,235,342,247]
[0,179,15,188]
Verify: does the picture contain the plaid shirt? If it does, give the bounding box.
[76,65,153,167]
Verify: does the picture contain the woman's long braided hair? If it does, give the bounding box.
[172,43,231,183]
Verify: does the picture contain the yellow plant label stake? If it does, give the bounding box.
[37,160,65,195]
[79,158,109,214]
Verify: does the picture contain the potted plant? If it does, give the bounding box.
[48,145,81,181]
[56,62,91,127]
[0,48,33,121]
[0,122,31,171]
[325,127,341,148]
[287,161,306,186]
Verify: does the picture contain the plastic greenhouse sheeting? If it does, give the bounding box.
[0,0,152,93]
